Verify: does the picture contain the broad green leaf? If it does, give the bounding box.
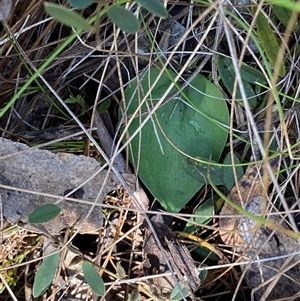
[68,0,93,9]
[184,197,215,234]
[254,9,286,77]
[33,252,60,297]
[217,55,258,108]
[170,270,206,301]
[82,261,106,296]
[107,6,140,34]
[28,204,61,223]
[120,67,229,212]
[136,0,168,18]
[116,261,126,279]
[222,153,244,190]
[187,154,244,191]
[44,2,92,31]
[186,158,223,186]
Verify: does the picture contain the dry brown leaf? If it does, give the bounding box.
[219,157,280,246]
[219,155,300,300]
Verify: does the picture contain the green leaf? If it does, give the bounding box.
[120,67,229,212]
[82,261,106,296]
[136,0,168,18]
[44,2,92,31]
[68,0,93,9]
[170,283,189,300]
[273,4,293,28]
[254,9,286,77]
[65,94,85,106]
[98,99,111,113]
[193,245,219,261]
[222,153,244,190]
[184,197,215,234]
[127,289,141,301]
[33,252,60,297]
[217,55,258,108]
[107,6,140,34]
[28,204,61,223]
[187,153,244,191]
[239,63,267,84]
[199,269,208,282]
[215,197,224,213]
[186,158,224,186]
[265,0,300,12]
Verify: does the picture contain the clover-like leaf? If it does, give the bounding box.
[44,2,92,31]
[107,5,140,34]
[68,0,93,9]
[82,261,106,296]
[136,0,168,18]
[28,204,61,224]
[186,158,224,186]
[33,252,60,297]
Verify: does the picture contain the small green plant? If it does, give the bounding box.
[0,252,30,293]
[44,0,168,34]
[119,66,229,212]
[28,205,107,297]
[33,251,60,297]
[28,204,61,224]
[217,55,267,108]
[82,261,106,296]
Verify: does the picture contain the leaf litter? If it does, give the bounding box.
[219,134,300,299]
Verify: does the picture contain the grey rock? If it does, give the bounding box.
[0,138,119,234]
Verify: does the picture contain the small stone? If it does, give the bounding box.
[0,138,120,234]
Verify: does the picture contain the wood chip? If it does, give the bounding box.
[143,218,200,298]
